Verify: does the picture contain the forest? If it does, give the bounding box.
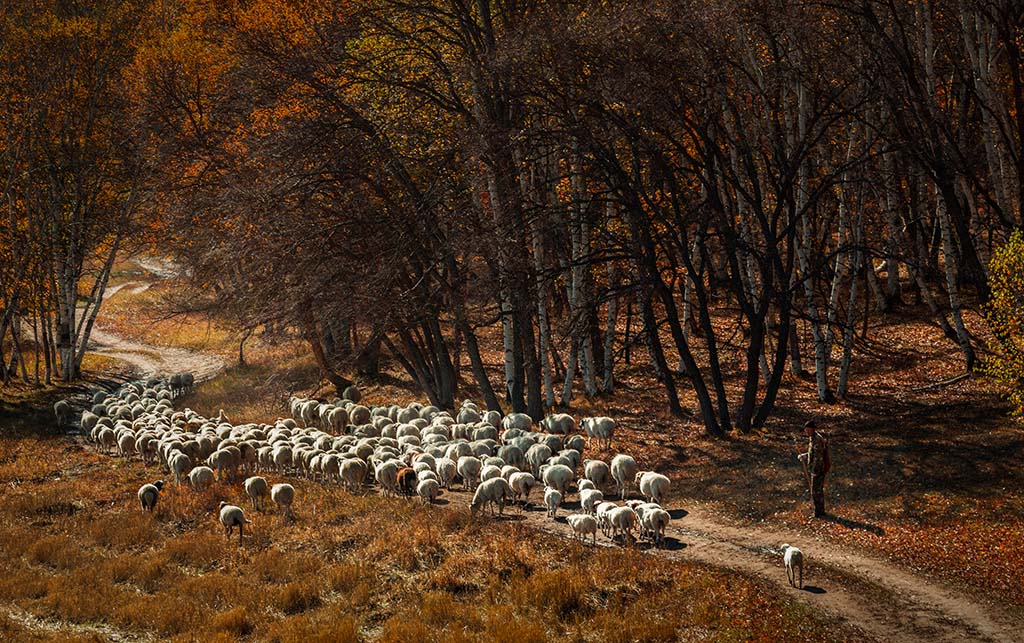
[1,0,1022,433]
[3,3,1024,642]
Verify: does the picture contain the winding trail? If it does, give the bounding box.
[85,261,224,383]
[69,256,1024,643]
[436,489,1022,643]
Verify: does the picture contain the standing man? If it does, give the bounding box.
[797,420,830,518]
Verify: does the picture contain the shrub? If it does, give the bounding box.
[984,230,1024,415]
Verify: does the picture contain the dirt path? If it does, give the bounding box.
[435,487,1022,643]
[85,259,225,383]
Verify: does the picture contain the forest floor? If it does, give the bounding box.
[1,256,1022,642]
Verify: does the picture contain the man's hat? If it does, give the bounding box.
[804,420,817,429]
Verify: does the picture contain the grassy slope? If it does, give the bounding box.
[0,427,862,643]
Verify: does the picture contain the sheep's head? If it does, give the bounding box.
[153,480,165,491]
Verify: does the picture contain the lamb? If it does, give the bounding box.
[579,488,604,515]
[581,416,616,451]
[470,477,512,516]
[244,476,269,511]
[635,471,671,504]
[544,486,563,519]
[610,454,639,500]
[417,478,441,504]
[782,544,804,589]
[435,457,456,489]
[271,483,295,518]
[566,513,598,544]
[577,478,596,492]
[138,480,165,512]
[188,466,214,491]
[641,508,671,548]
[53,400,72,428]
[218,502,249,542]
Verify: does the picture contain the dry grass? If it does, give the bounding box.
[0,419,862,642]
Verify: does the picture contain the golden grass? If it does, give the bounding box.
[0,430,863,643]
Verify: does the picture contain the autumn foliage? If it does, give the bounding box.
[984,231,1024,415]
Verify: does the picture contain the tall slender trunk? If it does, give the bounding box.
[935,186,977,370]
[603,262,619,393]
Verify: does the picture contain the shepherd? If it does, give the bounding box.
[797,420,831,518]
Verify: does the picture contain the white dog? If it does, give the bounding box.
[782,544,804,589]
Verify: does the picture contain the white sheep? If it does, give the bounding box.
[566,513,598,544]
[501,413,533,431]
[138,480,164,512]
[610,454,638,500]
[544,486,563,519]
[219,502,249,542]
[457,455,482,491]
[53,400,72,428]
[271,483,295,518]
[470,477,512,516]
[188,466,214,491]
[583,459,611,488]
[579,488,604,515]
[540,413,577,435]
[417,478,441,504]
[541,463,573,495]
[170,452,192,486]
[244,476,269,511]
[782,544,804,589]
[341,458,368,493]
[508,471,536,508]
[642,507,671,548]
[581,416,616,451]
[635,471,670,504]
[607,506,639,544]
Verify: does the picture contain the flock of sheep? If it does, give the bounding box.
[57,375,807,587]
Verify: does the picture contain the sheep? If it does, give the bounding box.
[244,476,269,511]
[540,413,577,435]
[138,480,164,512]
[541,464,574,495]
[610,454,639,500]
[341,458,368,493]
[53,400,72,428]
[501,413,533,431]
[508,471,536,508]
[782,544,804,589]
[577,478,596,492]
[417,478,441,504]
[470,477,512,516]
[566,513,598,544]
[81,410,100,435]
[170,452,191,486]
[396,467,417,498]
[606,506,639,544]
[435,457,456,489]
[581,416,616,451]
[579,488,604,515]
[342,385,361,403]
[117,432,136,459]
[188,466,214,491]
[218,502,249,542]
[642,508,671,548]
[524,443,552,477]
[583,459,611,488]
[457,455,482,491]
[635,471,671,505]
[543,486,563,519]
[267,481,294,515]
